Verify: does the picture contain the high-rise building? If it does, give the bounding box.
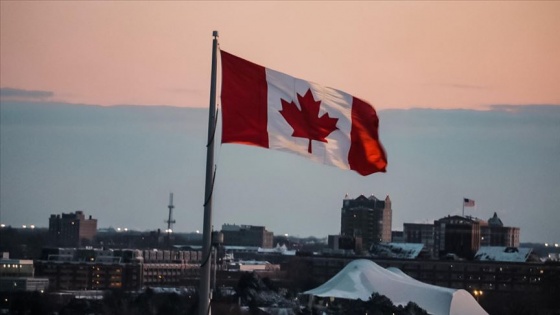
[340,194,392,250]
[434,215,481,259]
[48,211,97,247]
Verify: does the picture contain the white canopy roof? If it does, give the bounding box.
[304,259,488,315]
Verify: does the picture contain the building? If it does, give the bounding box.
[221,224,274,248]
[48,211,97,247]
[340,194,392,249]
[0,253,49,292]
[403,223,435,258]
[226,260,280,272]
[327,235,363,253]
[403,213,520,260]
[35,247,202,290]
[391,231,404,243]
[480,212,520,247]
[434,215,481,259]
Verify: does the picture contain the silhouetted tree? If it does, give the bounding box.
[102,288,129,315]
[334,293,429,315]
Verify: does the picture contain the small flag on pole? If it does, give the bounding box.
[463,198,475,207]
[219,50,387,176]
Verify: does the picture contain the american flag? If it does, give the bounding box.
[463,198,475,207]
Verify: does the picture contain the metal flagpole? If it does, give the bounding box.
[199,30,219,315]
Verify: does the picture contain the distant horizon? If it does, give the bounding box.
[3,223,560,247]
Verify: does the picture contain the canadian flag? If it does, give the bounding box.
[220,50,387,176]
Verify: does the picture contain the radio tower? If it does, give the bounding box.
[165,193,176,246]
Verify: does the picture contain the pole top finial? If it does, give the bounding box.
[213,30,219,37]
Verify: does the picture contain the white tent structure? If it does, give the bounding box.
[304,259,488,315]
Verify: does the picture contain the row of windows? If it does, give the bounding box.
[1,264,29,268]
[382,263,549,274]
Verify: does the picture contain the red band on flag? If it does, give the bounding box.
[349,97,387,175]
[220,50,269,148]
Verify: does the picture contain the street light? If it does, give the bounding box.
[473,289,483,302]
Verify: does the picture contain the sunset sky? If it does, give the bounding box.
[2,1,559,109]
[1,2,559,243]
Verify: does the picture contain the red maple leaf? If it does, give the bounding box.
[279,89,339,154]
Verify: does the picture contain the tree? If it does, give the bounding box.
[334,293,429,315]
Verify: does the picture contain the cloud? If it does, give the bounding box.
[0,87,54,100]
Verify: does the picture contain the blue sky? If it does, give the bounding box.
[1,100,558,243]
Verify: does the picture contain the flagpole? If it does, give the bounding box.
[462,199,465,217]
[199,30,219,315]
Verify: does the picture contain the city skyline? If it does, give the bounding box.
[0,187,545,245]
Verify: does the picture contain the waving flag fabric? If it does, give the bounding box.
[220,50,387,176]
[464,198,475,207]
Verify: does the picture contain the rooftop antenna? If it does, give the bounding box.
[165,193,176,233]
